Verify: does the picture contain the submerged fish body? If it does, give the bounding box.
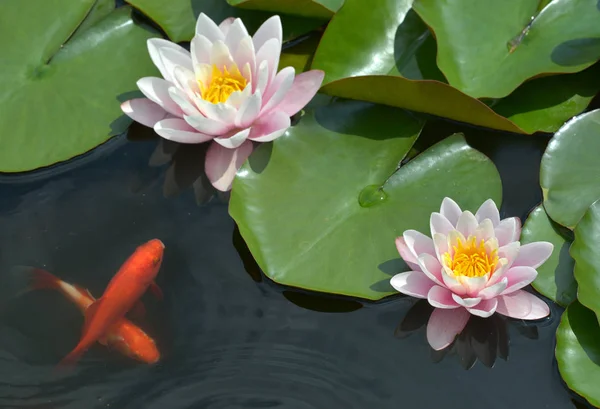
[58,239,165,366]
[25,268,160,364]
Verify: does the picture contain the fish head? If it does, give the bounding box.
[133,239,165,281]
[108,324,161,364]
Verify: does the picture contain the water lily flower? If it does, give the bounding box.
[390,197,552,351]
[121,14,325,191]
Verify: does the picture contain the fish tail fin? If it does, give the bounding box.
[3,266,59,300]
[56,345,86,368]
[29,268,61,291]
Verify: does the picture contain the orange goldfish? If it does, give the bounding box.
[58,239,165,366]
[22,268,160,364]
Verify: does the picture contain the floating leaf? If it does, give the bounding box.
[540,109,600,228]
[279,32,322,73]
[229,99,502,300]
[556,301,600,408]
[571,199,600,323]
[413,0,600,98]
[227,0,344,19]
[521,205,576,307]
[491,63,600,134]
[0,3,159,172]
[126,0,325,43]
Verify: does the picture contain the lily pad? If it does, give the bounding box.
[229,99,502,300]
[126,0,326,43]
[556,301,600,408]
[540,109,600,228]
[0,3,159,172]
[279,31,322,73]
[571,199,600,323]
[413,0,600,98]
[491,62,600,134]
[227,0,344,19]
[521,205,576,307]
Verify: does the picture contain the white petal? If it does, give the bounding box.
[173,66,199,94]
[255,38,281,87]
[224,18,250,53]
[466,298,498,318]
[185,113,233,135]
[193,96,237,124]
[158,47,194,77]
[137,77,183,117]
[234,91,262,128]
[475,199,501,226]
[210,41,235,69]
[195,13,225,43]
[213,128,250,149]
[252,15,282,52]
[495,217,521,247]
[218,17,235,36]
[121,98,169,128]
[390,271,436,299]
[440,197,462,226]
[261,66,296,115]
[451,293,482,308]
[456,211,478,238]
[234,37,256,82]
[154,118,213,143]
[147,38,191,83]
[477,277,508,299]
[191,35,212,67]
[433,233,449,261]
[168,86,199,117]
[254,59,270,95]
[430,212,455,236]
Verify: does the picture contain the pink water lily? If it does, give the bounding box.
[121,14,324,191]
[390,197,552,351]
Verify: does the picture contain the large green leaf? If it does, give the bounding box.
[0,3,159,172]
[279,31,322,73]
[521,205,576,307]
[229,99,502,300]
[491,63,600,134]
[413,0,600,98]
[540,109,600,228]
[571,199,600,323]
[227,0,344,19]
[556,301,600,408]
[126,0,325,43]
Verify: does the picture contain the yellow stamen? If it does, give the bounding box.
[442,236,498,278]
[199,64,247,104]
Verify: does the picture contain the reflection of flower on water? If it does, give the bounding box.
[395,299,540,370]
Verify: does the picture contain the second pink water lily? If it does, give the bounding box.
[121,13,324,191]
[391,197,552,350]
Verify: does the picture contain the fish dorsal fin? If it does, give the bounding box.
[82,299,102,337]
[148,281,163,300]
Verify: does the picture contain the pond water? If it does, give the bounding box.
[0,119,592,409]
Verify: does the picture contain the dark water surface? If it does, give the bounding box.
[0,120,590,409]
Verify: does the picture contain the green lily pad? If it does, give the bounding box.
[227,0,344,19]
[571,199,600,323]
[229,99,502,300]
[520,205,576,307]
[556,301,600,408]
[413,0,600,98]
[540,109,600,228]
[0,3,159,172]
[279,31,322,73]
[491,63,600,134]
[126,0,326,43]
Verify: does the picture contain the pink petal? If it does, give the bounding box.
[477,277,508,299]
[252,15,282,53]
[430,212,454,236]
[521,293,550,320]
[451,293,481,308]
[501,266,538,294]
[205,140,254,191]
[417,253,444,287]
[460,275,489,297]
[234,37,256,81]
[191,35,212,67]
[158,47,194,76]
[224,18,249,53]
[121,98,169,128]
[495,290,534,319]
[427,307,470,350]
[512,242,554,269]
[466,298,498,318]
[433,233,448,260]
[498,241,520,267]
[218,17,236,35]
[390,271,435,299]
[248,110,290,142]
[276,70,325,117]
[440,197,462,226]
[210,41,234,70]
[213,128,250,149]
[196,13,225,43]
[254,60,270,95]
[168,86,200,116]
[473,219,494,243]
[441,269,468,296]
[261,66,295,114]
[494,217,521,247]
[234,91,262,129]
[185,113,234,135]
[403,230,436,259]
[147,38,191,83]
[173,66,199,94]
[475,199,500,226]
[427,286,460,309]
[395,237,420,271]
[456,211,478,238]
[137,77,184,117]
[154,118,213,143]
[194,97,237,124]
